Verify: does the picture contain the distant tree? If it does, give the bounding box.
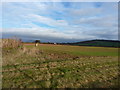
[35,40,40,43]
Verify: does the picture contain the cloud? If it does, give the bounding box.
[68,8,102,18]
[26,14,69,27]
[1,2,118,42]
[2,28,96,40]
[2,27,118,42]
[73,15,117,28]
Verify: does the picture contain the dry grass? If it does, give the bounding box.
[2,38,22,48]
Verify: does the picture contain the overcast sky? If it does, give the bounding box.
[1,2,118,42]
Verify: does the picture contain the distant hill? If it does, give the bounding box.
[60,40,120,48]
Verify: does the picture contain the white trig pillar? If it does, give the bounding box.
[35,43,39,47]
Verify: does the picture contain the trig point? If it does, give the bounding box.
[35,40,40,47]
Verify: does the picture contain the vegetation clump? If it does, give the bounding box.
[2,38,24,56]
[2,38,23,49]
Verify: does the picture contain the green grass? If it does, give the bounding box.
[26,44,118,56]
[2,44,119,88]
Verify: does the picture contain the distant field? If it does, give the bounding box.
[25,43,118,56]
[2,43,119,88]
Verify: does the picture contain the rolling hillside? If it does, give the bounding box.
[61,40,120,48]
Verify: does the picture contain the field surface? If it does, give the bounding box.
[2,44,119,88]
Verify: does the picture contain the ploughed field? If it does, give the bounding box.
[2,44,119,88]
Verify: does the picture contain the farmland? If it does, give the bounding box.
[2,43,119,88]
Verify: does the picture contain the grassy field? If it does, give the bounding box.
[2,43,119,88]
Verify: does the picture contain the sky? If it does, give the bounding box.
[1,2,118,42]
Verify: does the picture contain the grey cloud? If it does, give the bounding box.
[69,8,102,17]
[2,27,118,43]
[72,15,117,29]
